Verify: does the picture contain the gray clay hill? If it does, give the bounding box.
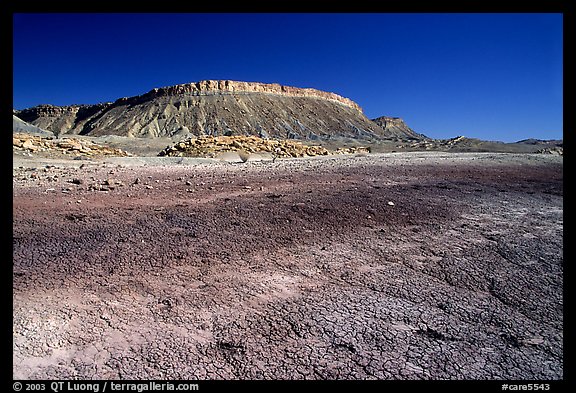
[16,80,420,141]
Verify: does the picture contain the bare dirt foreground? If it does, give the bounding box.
[12,152,563,380]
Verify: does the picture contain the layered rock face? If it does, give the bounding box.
[15,80,419,141]
[139,80,362,112]
[16,103,111,137]
[371,116,426,140]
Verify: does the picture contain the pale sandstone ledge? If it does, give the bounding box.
[127,80,363,113]
[16,80,363,117]
[20,80,364,117]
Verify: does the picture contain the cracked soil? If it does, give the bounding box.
[13,152,563,379]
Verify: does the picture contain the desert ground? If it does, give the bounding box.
[13,151,563,379]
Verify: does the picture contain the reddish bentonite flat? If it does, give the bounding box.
[13,152,563,380]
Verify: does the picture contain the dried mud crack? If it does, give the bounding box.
[13,152,563,379]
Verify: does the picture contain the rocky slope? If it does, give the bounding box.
[16,80,420,141]
[371,116,427,140]
[13,115,54,137]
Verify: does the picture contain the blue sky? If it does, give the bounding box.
[13,13,563,142]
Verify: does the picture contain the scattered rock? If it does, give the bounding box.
[13,133,131,157]
[157,135,368,159]
[536,147,563,155]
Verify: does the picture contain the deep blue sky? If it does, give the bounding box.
[13,13,563,142]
